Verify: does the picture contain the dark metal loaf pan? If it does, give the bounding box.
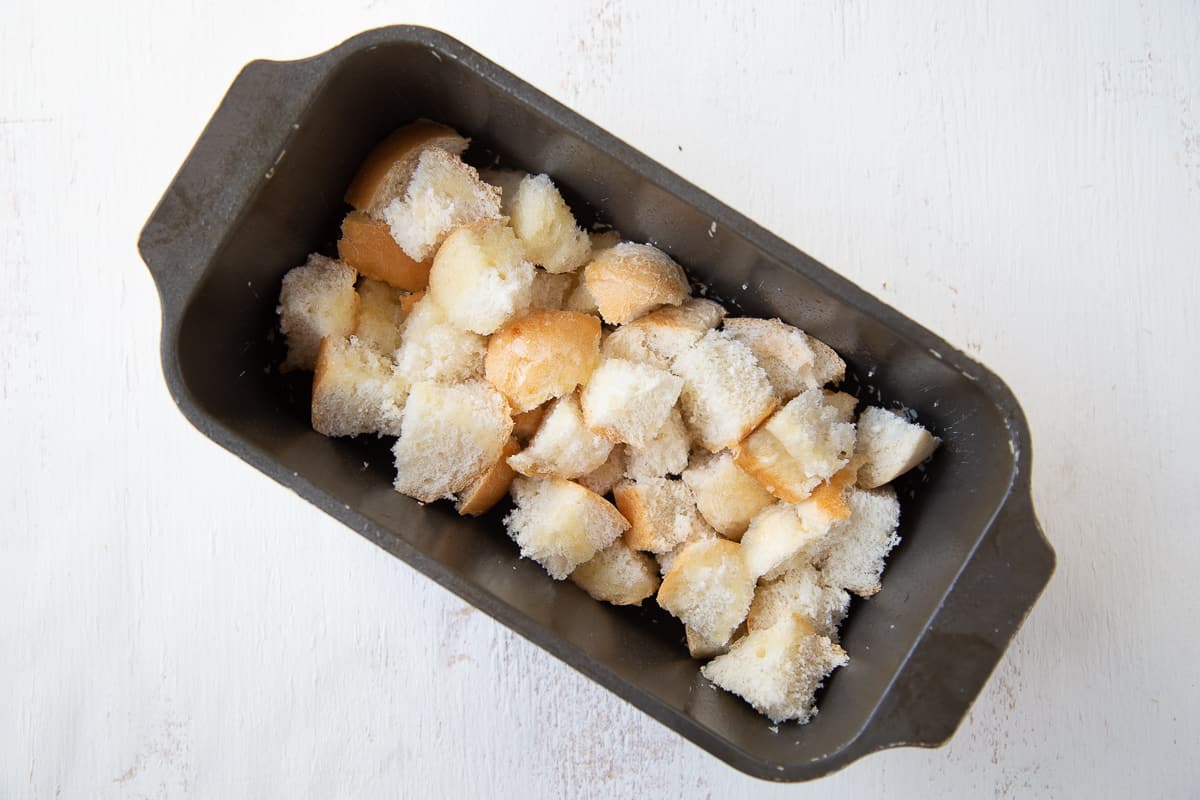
[138,26,1055,782]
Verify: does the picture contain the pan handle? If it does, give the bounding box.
[852,485,1055,754]
[137,55,326,315]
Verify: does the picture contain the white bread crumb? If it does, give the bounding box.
[624,407,690,480]
[529,269,576,310]
[570,538,661,605]
[681,451,774,540]
[504,476,630,579]
[656,538,755,647]
[580,358,683,449]
[722,317,818,400]
[392,295,486,386]
[602,298,726,370]
[806,336,846,386]
[740,503,835,581]
[353,278,410,355]
[508,393,614,479]
[509,173,592,273]
[816,486,901,597]
[427,219,535,335]
[671,329,778,452]
[855,406,940,488]
[277,254,358,372]
[747,564,850,638]
[311,336,407,437]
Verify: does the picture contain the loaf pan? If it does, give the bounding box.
[138,26,1055,782]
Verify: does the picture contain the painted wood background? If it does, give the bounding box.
[3,2,1198,797]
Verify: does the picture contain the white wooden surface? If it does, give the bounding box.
[3,2,1198,797]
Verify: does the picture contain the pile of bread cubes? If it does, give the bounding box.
[276,121,940,725]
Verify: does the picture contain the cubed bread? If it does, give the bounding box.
[681,451,774,540]
[530,269,576,310]
[455,436,521,516]
[816,486,901,597]
[277,254,358,372]
[580,358,684,448]
[671,330,778,452]
[734,389,856,502]
[343,120,469,216]
[655,523,718,577]
[392,381,514,503]
[392,295,486,386]
[511,404,547,444]
[353,278,410,355]
[570,538,661,606]
[601,298,726,370]
[855,406,940,488]
[656,538,755,648]
[382,148,502,262]
[508,173,592,273]
[614,477,715,554]
[427,219,535,335]
[504,476,630,580]
[807,335,846,386]
[582,243,690,324]
[485,309,601,413]
[623,408,689,480]
[747,565,850,638]
[338,212,431,291]
[311,336,407,437]
[722,317,818,400]
[701,612,847,724]
[507,393,614,479]
[739,502,835,581]
[577,446,627,497]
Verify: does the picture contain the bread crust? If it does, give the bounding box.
[343,120,468,214]
[583,243,690,324]
[485,310,601,412]
[456,437,521,516]
[338,212,431,291]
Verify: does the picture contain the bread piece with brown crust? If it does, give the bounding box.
[338,212,432,291]
[582,243,690,325]
[854,406,940,488]
[485,310,601,413]
[614,476,715,554]
[311,336,407,437]
[455,437,521,516]
[343,120,469,216]
[657,538,755,648]
[681,451,774,540]
[277,254,359,373]
[507,393,614,479]
[504,476,630,579]
[570,538,661,606]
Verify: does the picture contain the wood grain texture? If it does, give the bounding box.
[3,1,1198,797]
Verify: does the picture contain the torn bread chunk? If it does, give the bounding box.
[504,476,630,580]
[807,336,846,386]
[657,538,755,648]
[823,390,859,421]
[582,243,690,324]
[855,406,940,488]
[338,212,431,291]
[570,538,661,606]
[530,269,575,310]
[277,254,358,372]
[671,330,778,452]
[392,381,513,503]
[563,277,600,316]
[382,148,502,262]
[624,407,689,480]
[614,477,716,554]
[485,310,601,413]
[601,298,727,370]
[580,358,684,448]
[353,278,410,355]
[455,437,521,517]
[701,612,847,724]
[747,565,850,639]
[681,451,774,541]
[507,393,614,479]
[722,317,818,400]
[655,522,719,577]
[735,389,856,502]
[817,486,901,597]
[508,173,592,273]
[311,336,407,437]
[577,446,627,497]
[427,219,535,335]
[739,503,836,581]
[392,295,486,386]
[343,120,469,216]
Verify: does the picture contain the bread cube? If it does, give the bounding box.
[735,389,856,502]
[485,309,601,413]
[277,254,358,372]
[338,212,431,291]
[602,298,726,370]
[508,173,592,273]
[722,317,818,400]
[816,486,901,597]
[680,451,774,540]
[582,243,690,324]
[656,538,755,647]
[580,358,683,448]
[427,219,535,335]
[614,477,715,554]
[392,381,513,503]
[701,612,847,724]
[507,393,614,479]
[671,330,778,452]
[747,564,850,638]
[654,523,719,577]
[353,278,410,355]
[310,336,407,437]
[504,476,630,579]
[855,406,940,488]
[739,502,834,581]
[624,407,689,480]
[455,437,521,517]
[577,446,627,497]
[393,295,486,386]
[343,120,468,216]
[382,148,502,262]
[570,538,661,606]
